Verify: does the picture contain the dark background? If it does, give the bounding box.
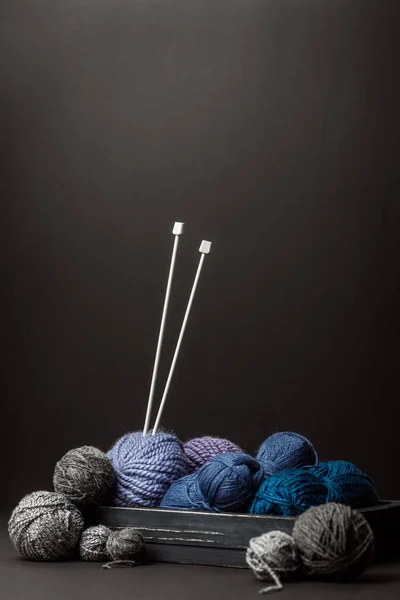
[0,0,399,511]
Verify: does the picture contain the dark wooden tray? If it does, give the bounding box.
[90,501,400,568]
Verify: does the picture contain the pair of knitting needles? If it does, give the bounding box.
[143,222,212,436]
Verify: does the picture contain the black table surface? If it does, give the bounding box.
[2,522,400,600]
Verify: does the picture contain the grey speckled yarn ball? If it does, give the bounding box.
[80,525,110,562]
[293,503,375,580]
[53,446,115,508]
[8,491,84,561]
[106,528,145,563]
[246,531,301,594]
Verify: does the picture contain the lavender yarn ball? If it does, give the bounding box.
[108,431,189,508]
[184,436,243,473]
[257,432,318,476]
[80,525,110,561]
[161,452,264,513]
[53,446,115,508]
[8,491,84,561]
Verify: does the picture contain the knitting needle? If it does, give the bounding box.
[152,240,212,435]
[143,222,184,436]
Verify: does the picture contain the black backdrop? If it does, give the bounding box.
[0,0,399,510]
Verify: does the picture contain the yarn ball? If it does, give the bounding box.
[53,446,115,508]
[250,470,326,516]
[249,466,378,516]
[8,491,84,561]
[79,525,145,565]
[257,432,318,476]
[246,531,301,594]
[161,452,264,513]
[106,527,145,563]
[310,460,363,478]
[184,436,243,473]
[308,460,378,509]
[80,525,110,562]
[293,503,375,579]
[108,431,189,507]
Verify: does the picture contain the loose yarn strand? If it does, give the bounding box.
[102,559,143,569]
[257,563,283,595]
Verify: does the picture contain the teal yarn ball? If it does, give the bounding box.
[308,460,378,510]
[250,470,326,516]
[161,452,264,513]
[249,461,378,516]
[309,460,363,478]
[257,432,318,476]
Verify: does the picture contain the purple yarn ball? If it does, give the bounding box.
[108,431,190,508]
[184,436,243,473]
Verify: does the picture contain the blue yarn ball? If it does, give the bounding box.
[161,453,264,513]
[309,460,363,478]
[257,432,318,476]
[250,470,326,516]
[250,463,379,516]
[308,460,378,509]
[107,431,189,508]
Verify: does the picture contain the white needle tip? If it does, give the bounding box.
[173,222,185,235]
[199,240,212,254]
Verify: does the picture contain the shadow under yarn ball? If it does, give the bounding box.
[8,491,84,561]
[257,432,318,476]
[108,431,189,508]
[161,452,264,513]
[184,436,243,473]
[293,503,375,580]
[53,446,115,508]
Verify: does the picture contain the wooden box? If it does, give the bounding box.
[90,501,400,568]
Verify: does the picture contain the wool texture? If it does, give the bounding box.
[106,527,145,566]
[293,503,375,579]
[8,491,84,561]
[249,465,378,516]
[79,525,145,567]
[184,437,243,473]
[53,446,115,508]
[246,531,301,594]
[257,432,318,476]
[160,452,264,513]
[80,525,110,562]
[108,431,189,508]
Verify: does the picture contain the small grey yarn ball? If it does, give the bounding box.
[106,527,145,563]
[293,502,375,580]
[246,531,301,594]
[8,491,84,561]
[80,525,110,562]
[53,446,115,508]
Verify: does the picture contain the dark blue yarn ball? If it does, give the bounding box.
[161,452,264,513]
[309,460,363,479]
[249,461,379,517]
[308,460,378,510]
[257,432,318,476]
